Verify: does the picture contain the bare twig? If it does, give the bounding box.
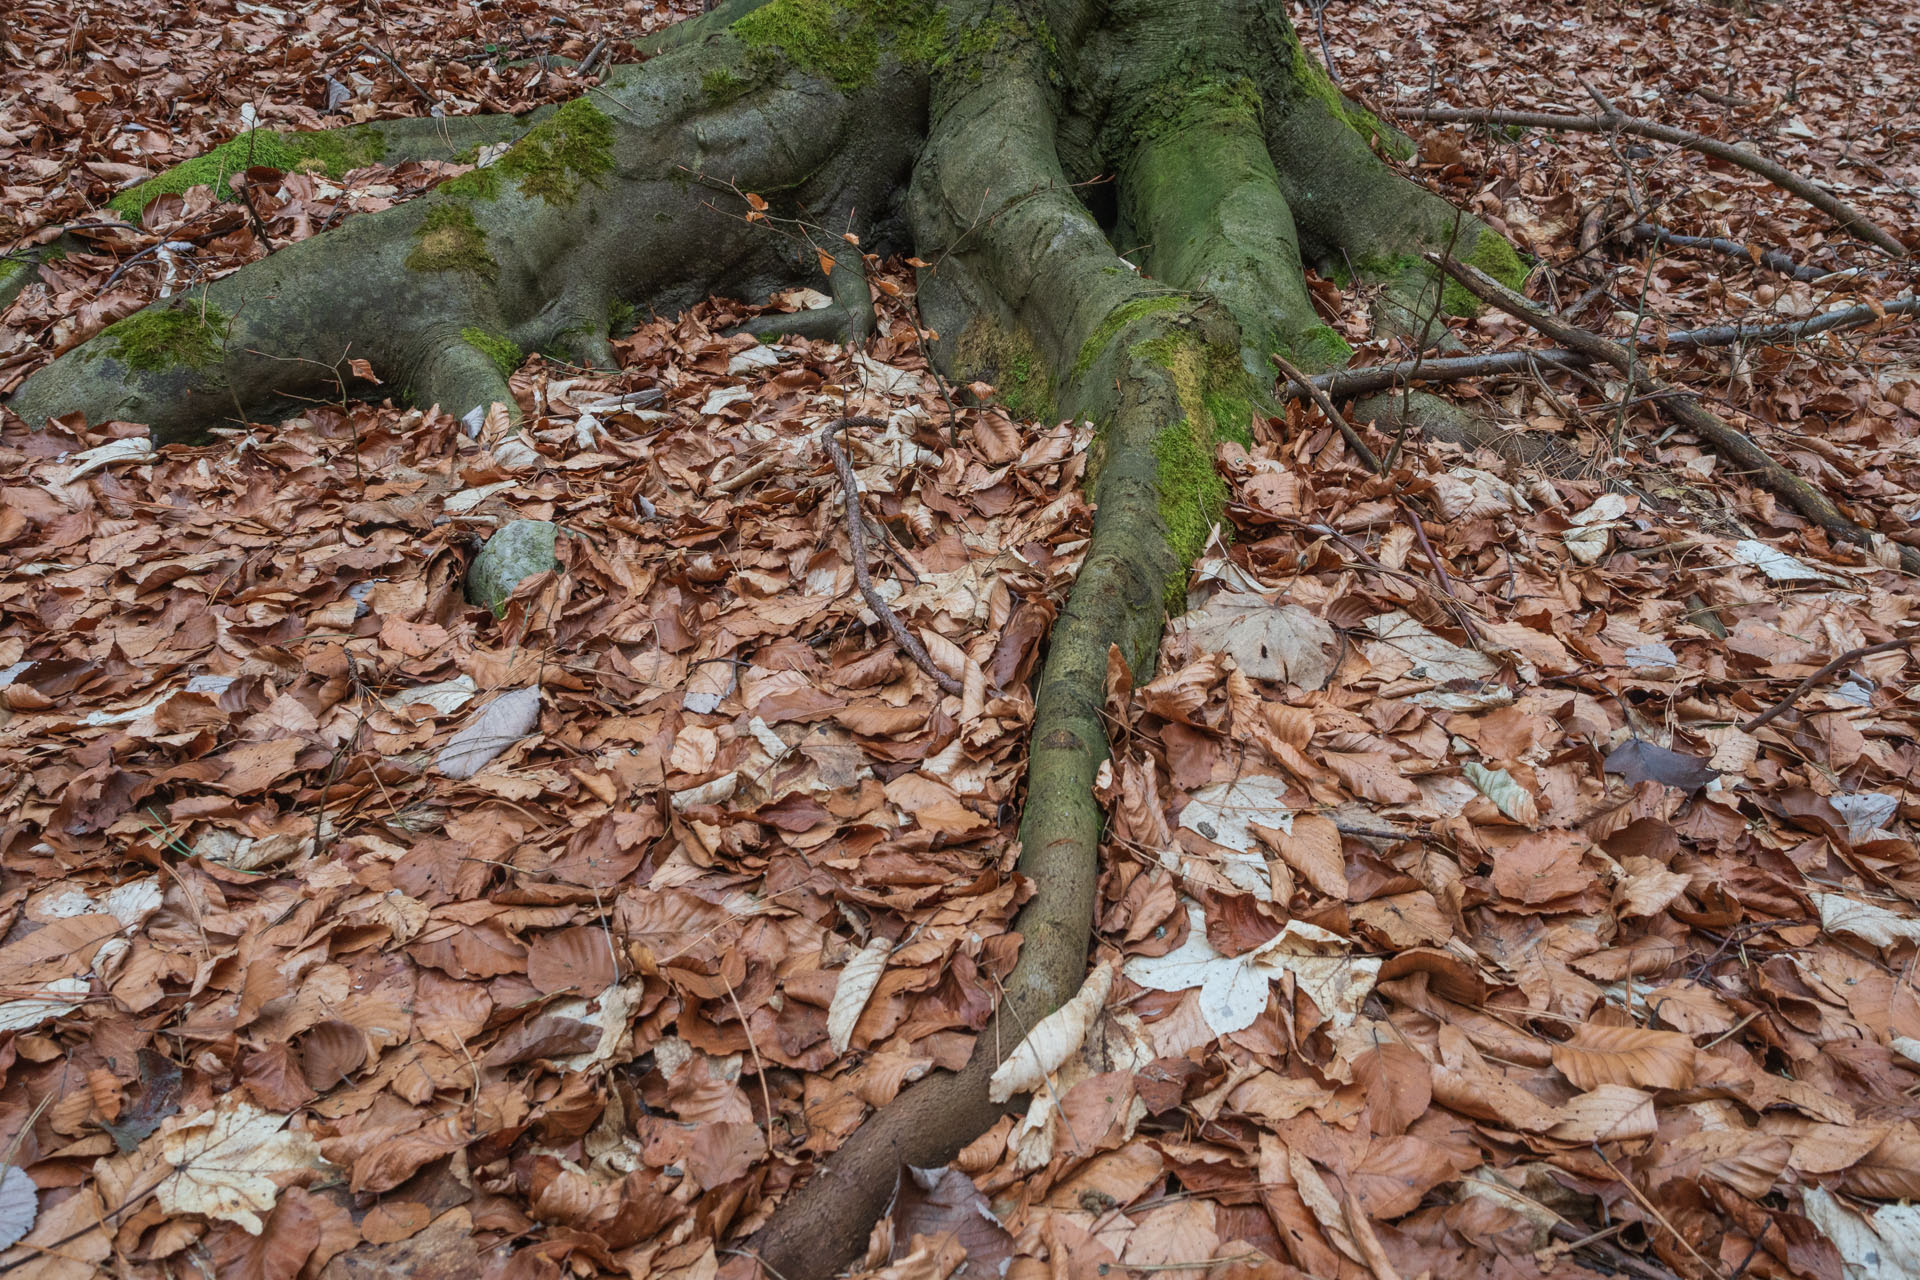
[1742,638,1914,732]
[821,417,964,696]
[1430,254,1920,575]
[1625,223,1827,282]
[1398,103,1907,256]
[1270,352,1384,473]
[1285,293,1920,400]
[359,40,436,108]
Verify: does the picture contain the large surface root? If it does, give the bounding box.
[7,8,927,440]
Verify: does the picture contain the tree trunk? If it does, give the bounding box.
[4,3,1520,1278]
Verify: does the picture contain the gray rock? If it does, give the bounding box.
[465,520,557,615]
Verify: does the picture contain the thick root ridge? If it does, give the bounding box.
[8,24,929,440]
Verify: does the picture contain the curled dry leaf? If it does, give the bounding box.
[827,935,892,1056]
[989,961,1114,1103]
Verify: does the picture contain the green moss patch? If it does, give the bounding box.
[438,164,502,201]
[407,204,497,278]
[1071,294,1188,382]
[1441,228,1531,316]
[955,317,1053,422]
[495,99,615,206]
[732,0,945,93]
[1129,76,1262,148]
[1286,323,1353,373]
[462,327,524,379]
[100,304,231,372]
[1135,332,1258,596]
[701,67,754,105]
[1281,30,1411,162]
[108,127,387,217]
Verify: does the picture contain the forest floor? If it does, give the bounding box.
[1,1,1919,1279]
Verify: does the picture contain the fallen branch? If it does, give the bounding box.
[1625,223,1826,282]
[821,417,964,697]
[1399,104,1907,257]
[1271,352,1384,473]
[1741,638,1914,732]
[1289,293,1920,400]
[1430,254,1920,576]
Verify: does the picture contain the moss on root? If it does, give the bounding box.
[1071,294,1187,382]
[1134,331,1256,595]
[462,327,524,378]
[109,127,387,217]
[1129,75,1262,148]
[495,99,615,206]
[407,204,498,278]
[1441,228,1531,316]
[955,316,1053,422]
[98,303,231,372]
[1287,323,1353,372]
[732,0,945,93]
[1280,30,1411,162]
[701,67,754,104]
[438,164,502,201]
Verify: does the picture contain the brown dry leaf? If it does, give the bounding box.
[1260,813,1349,899]
[1547,1085,1658,1143]
[1550,1024,1696,1091]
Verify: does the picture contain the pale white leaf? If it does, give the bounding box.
[700,385,754,415]
[1831,793,1900,842]
[0,1166,36,1252]
[100,877,163,931]
[1815,893,1920,948]
[54,436,153,487]
[670,771,739,812]
[826,936,891,1055]
[1171,594,1337,689]
[435,685,541,778]
[989,963,1114,1103]
[0,978,89,1032]
[1124,904,1273,1038]
[1803,1185,1920,1280]
[1178,776,1292,853]
[1362,611,1499,683]
[1463,762,1539,825]
[383,676,478,717]
[153,1100,325,1234]
[1732,539,1839,583]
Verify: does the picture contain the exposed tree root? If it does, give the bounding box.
[3,4,1536,1277]
[1436,254,1920,574]
[1401,103,1908,257]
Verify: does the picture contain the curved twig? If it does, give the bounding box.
[1431,253,1920,576]
[1398,104,1907,257]
[820,416,964,697]
[1286,293,1920,400]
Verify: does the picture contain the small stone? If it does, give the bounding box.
[465,520,558,615]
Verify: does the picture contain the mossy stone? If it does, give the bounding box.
[466,520,558,615]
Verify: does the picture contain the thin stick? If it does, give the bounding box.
[1270,351,1384,473]
[1626,223,1826,282]
[1398,104,1906,256]
[1430,254,1920,576]
[1287,293,1920,400]
[1742,638,1914,732]
[820,417,964,696]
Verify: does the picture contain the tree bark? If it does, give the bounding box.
[4,3,1519,1278]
